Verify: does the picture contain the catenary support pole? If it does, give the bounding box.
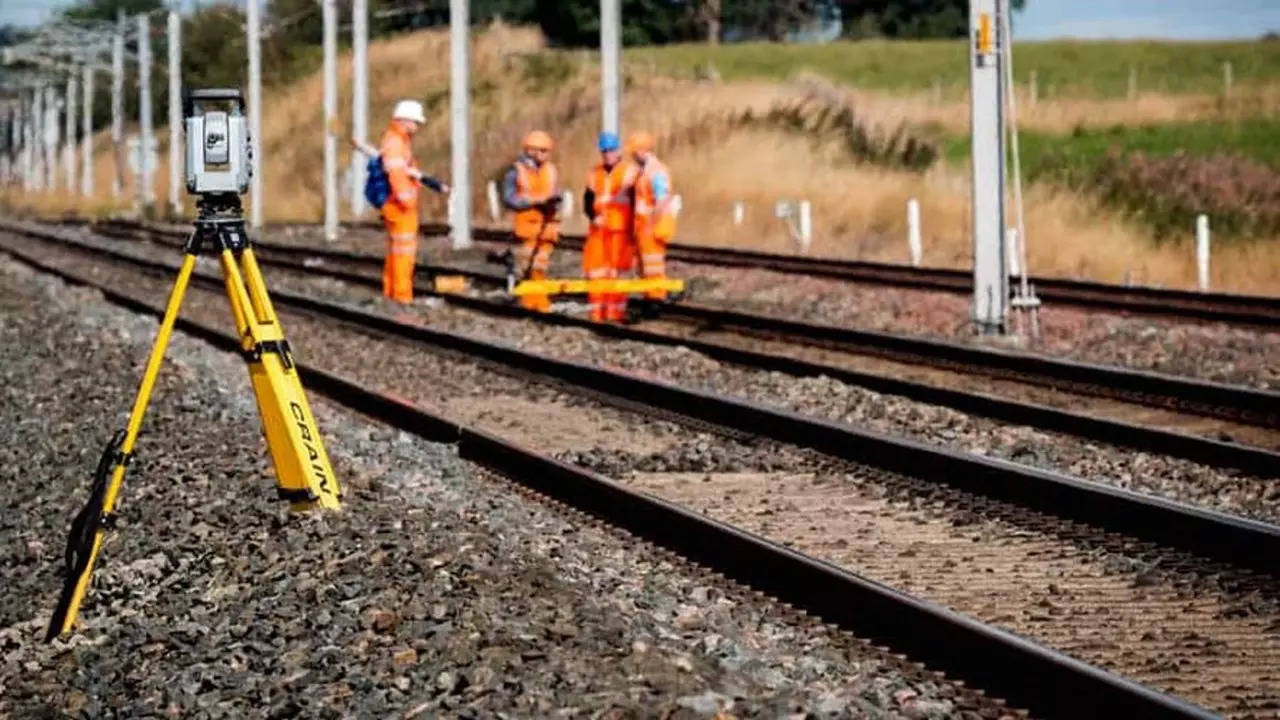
[43,84,57,192]
[350,0,368,216]
[322,0,338,240]
[65,71,77,192]
[112,11,124,198]
[449,0,472,249]
[967,0,1007,334]
[600,0,620,135]
[168,10,182,215]
[246,0,263,228]
[82,63,94,197]
[138,12,154,210]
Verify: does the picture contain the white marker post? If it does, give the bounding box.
[486,180,500,222]
[246,0,263,228]
[322,0,338,240]
[968,0,1008,334]
[449,0,472,249]
[797,200,812,254]
[1196,214,1210,292]
[732,200,744,226]
[906,197,922,267]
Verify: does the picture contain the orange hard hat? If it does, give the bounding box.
[522,130,553,151]
[626,131,654,154]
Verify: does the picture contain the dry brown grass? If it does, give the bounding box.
[5,25,1277,295]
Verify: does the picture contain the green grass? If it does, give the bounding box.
[627,39,1280,98]
[940,118,1280,172]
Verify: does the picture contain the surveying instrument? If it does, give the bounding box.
[46,89,341,641]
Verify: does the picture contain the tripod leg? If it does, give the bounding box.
[47,252,199,641]
[220,248,341,511]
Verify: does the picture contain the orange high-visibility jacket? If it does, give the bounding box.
[511,159,559,240]
[634,157,675,239]
[597,161,636,233]
[379,122,419,215]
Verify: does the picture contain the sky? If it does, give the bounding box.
[2,0,1279,39]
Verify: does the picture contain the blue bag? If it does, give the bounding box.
[363,155,390,209]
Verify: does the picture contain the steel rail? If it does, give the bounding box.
[88,219,1280,431]
[0,227,1224,720]
[94,217,1280,328]
[5,222,1276,575]
[57,220,1280,474]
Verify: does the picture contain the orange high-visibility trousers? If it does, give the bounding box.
[516,235,555,312]
[635,220,669,302]
[605,228,633,321]
[582,225,613,322]
[382,206,418,304]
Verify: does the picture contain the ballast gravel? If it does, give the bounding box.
[0,254,989,719]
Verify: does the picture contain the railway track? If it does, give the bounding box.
[3,221,1279,718]
[81,218,1280,476]
[91,217,1280,329]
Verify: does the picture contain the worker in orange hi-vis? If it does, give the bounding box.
[379,100,429,304]
[502,130,561,313]
[582,131,625,322]
[627,131,676,302]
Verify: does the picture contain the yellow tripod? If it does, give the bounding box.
[46,198,341,641]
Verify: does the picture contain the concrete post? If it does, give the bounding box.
[967,0,1008,334]
[450,0,472,249]
[600,0,620,135]
[246,0,263,228]
[322,0,338,240]
[168,10,182,215]
[350,0,368,216]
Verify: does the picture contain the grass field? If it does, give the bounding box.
[629,39,1280,98]
[941,117,1280,170]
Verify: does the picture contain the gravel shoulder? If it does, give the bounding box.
[0,253,985,718]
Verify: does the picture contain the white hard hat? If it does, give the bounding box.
[393,99,426,124]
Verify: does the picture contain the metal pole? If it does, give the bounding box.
[907,198,922,267]
[168,10,182,215]
[350,0,368,216]
[600,0,620,135]
[450,0,471,249]
[138,12,154,210]
[112,12,124,199]
[246,0,263,228]
[65,71,77,192]
[82,64,94,197]
[968,0,1007,334]
[322,0,338,240]
[43,85,57,192]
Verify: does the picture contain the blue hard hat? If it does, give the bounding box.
[597,132,621,152]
